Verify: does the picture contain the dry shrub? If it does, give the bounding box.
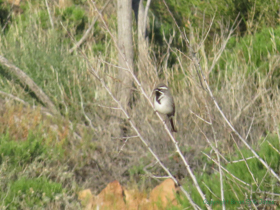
[1,2,280,208]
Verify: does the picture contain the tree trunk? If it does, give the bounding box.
[115,0,134,137]
[117,0,134,110]
[133,0,150,71]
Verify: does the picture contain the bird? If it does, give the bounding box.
[154,84,177,132]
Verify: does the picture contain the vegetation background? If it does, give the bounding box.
[0,0,280,209]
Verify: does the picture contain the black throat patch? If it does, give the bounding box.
[155,90,162,104]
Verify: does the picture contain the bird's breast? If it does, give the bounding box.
[154,97,173,115]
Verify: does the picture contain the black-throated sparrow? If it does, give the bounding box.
[154,84,177,132]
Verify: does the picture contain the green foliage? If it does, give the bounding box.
[179,134,280,209]
[258,135,280,171]
[150,0,192,27]
[0,14,98,121]
[150,0,280,35]
[3,177,62,208]
[92,41,106,54]
[72,0,88,4]
[1,1,280,209]
[149,0,189,67]
[62,6,85,22]
[231,27,280,69]
[129,163,145,177]
[61,5,88,34]
[0,132,62,166]
[0,0,10,31]
[0,132,68,208]
[38,9,50,29]
[229,0,280,33]
[227,134,280,189]
[217,26,280,86]
[91,22,106,54]
[149,0,280,68]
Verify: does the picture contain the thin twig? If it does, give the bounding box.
[233,90,269,123]
[245,114,255,140]
[268,96,280,145]
[249,187,258,210]
[202,152,250,187]
[189,109,212,125]
[87,61,200,209]
[198,126,229,163]
[255,164,270,193]
[93,4,210,209]
[231,134,258,187]
[96,104,121,110]
[204,97,225,210]
[0,90,27,104]
[202,182,220,200]
[267,141,280,155]
[191,18,280,182]
[61,17,200,209]
[231,157,255,163]
[69,0,112,54]
[45,0,54,29]
[117,135,139,155]
[162,0,206,90]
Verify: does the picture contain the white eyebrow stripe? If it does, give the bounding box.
[158,86,168,89]
[156,90,164,95]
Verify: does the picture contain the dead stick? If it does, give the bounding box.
[0,55,58,115]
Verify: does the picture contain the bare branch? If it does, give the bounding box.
[231,134,258,187]
[202,152,250,187]
[86,59,199,209]
[190,109,212,125]
[204,99,225,210]
[92,4,211,209]
[0,90,27,104]
[188,15,280,183]
[231,157,255,163]
[0,55,58,115]
[233,90,269,123]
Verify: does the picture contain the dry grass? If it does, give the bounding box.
[0,0,280,209]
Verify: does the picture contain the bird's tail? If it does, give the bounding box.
[170,117,177,132]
